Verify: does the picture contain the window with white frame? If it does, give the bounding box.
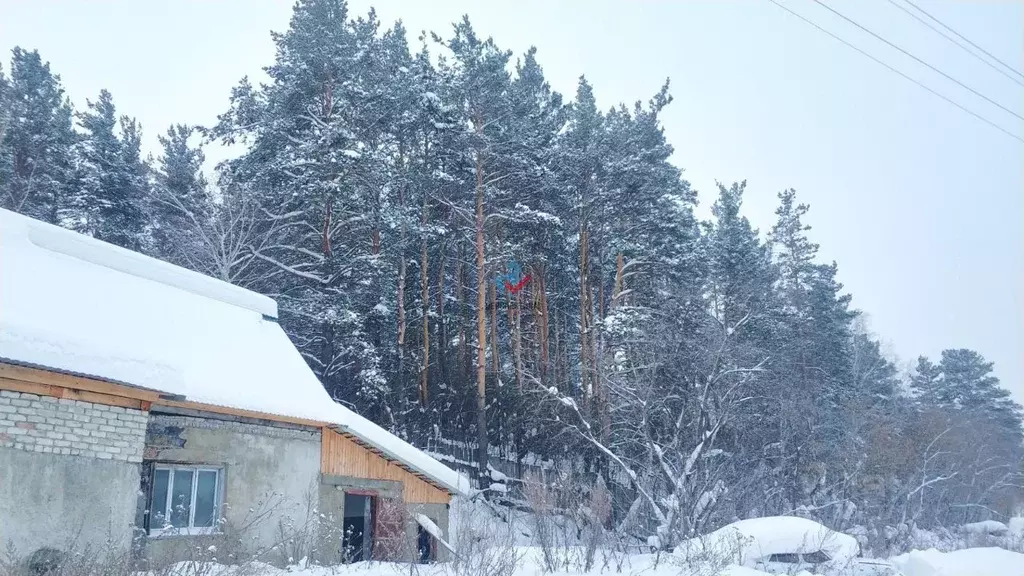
[149,465,222,535]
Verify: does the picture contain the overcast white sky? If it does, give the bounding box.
[2,0,1021,401]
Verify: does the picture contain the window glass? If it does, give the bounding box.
[151,469,170,528]
[802,550,831,563]
[194,470,218,528]
[148,466,222,534]
[170,469,194,528]
[768,553,801,563]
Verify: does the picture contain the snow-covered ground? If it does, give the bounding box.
[145,545,1024,576]
[125,499,1024,576]
[891,547,1024,576]
[136,505,1024,576]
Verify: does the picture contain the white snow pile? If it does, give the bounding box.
[960,520,1009,536]
[891,546,1024,576]
[0,208,470,495]
[675,516,859,569]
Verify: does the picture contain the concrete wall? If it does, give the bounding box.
[406,502,450,562]
[316,474,450,564]
[0,391,147,555]
[141,411,321,565]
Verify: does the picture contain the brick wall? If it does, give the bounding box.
[0,390,148,462]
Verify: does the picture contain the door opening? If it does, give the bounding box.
[417,524,435,563]
[342,493,374,562]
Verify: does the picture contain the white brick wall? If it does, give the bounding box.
[0,390,148,462]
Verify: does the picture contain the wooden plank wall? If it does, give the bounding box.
[0,363,160,410]
[321,428,450,505]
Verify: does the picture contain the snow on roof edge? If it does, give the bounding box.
[0,356,185,399]
[3,209,277,318]
[331,407,472,496]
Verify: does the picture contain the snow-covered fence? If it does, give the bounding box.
[421,437,567,499]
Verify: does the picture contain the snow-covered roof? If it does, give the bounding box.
[0,208,468,495]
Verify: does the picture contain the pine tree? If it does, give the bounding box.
[917,349,1024,434]
[0,48,77,224]
[706,181,776,348]
[907,350,1023,526]
[438,16,515,480]
[72,89,150,251]
[152,124,210,264]
[767,188,856,512]
[910,356,942,397]
[215,0,427,427]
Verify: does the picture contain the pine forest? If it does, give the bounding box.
[1,0,1021,554]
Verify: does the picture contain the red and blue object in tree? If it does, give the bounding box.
[496,260,531,295]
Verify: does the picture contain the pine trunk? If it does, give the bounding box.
[397,257,407,350]
[396,187,407,393]
[513,288,524,391]
[437,246,449,391]
[579,225,592,403]
[534,265,550,384]
[613,252,625,305]
[473,125,489,481]
[490,277,500,376]
[420,198,430,406]
[456,249,467,380]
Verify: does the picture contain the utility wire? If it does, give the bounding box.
[767,0,1024,144]
[903,0,1024,80]
[884,0,1024,87]
[809,0,1023,122]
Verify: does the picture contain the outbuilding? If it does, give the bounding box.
[0,208,467,566]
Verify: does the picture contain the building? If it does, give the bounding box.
[0,208,467,566]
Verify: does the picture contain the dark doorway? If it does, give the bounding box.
[342,493,373,562]
[417,525,433,563]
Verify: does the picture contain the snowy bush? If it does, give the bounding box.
[442,497,520,576]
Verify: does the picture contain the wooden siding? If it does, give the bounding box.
[321,428,450,505]
[0,363,163,399]
[0,362,159,409]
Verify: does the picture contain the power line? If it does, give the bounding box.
[809,0,1023,122]
[884,0,1024,87]
[903,0,1024,80]
[766,0,1024,144]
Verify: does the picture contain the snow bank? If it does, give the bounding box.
[0,209,468,495]
[891,547,1024,576]
[675,516,859,568]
